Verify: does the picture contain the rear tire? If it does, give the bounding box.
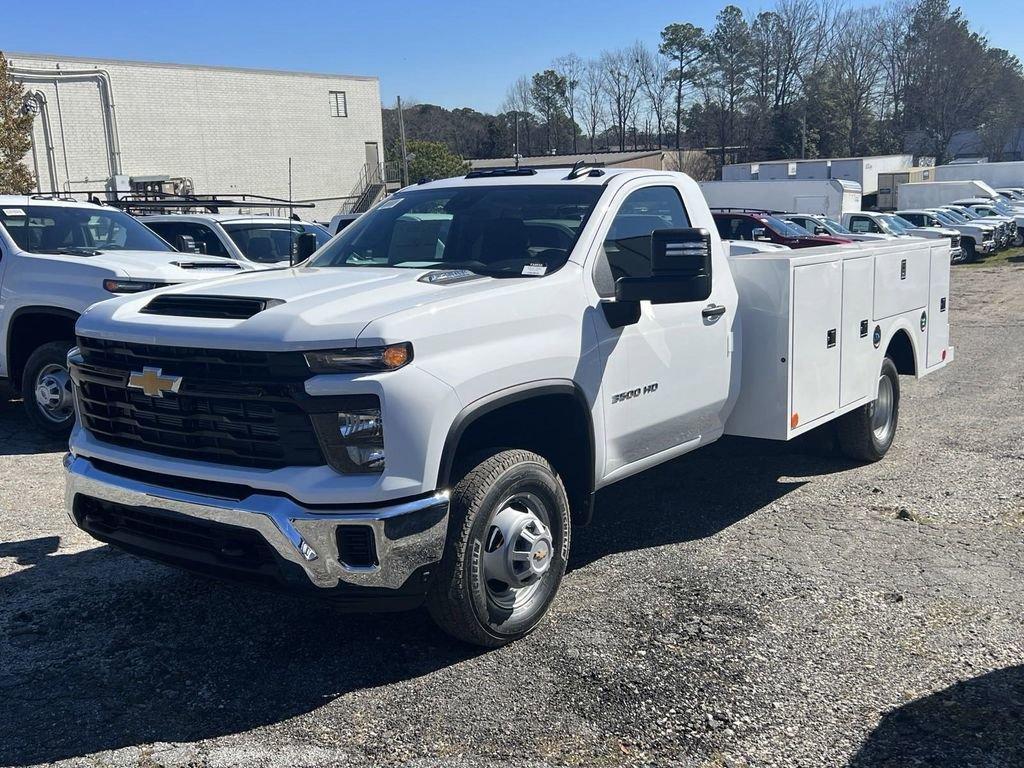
[426,449,571,647]
[21,340,76,437]
[836,357,900,462]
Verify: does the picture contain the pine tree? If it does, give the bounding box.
[0,53,35,194]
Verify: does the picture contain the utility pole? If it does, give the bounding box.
[397,96,409,187]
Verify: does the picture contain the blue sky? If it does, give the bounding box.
[4,0,1019,113]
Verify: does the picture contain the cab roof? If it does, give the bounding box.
[401,167,684,192]
[0,195,102,209]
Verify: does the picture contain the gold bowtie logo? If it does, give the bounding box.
[127,367,183,398]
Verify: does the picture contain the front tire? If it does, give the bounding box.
[962,240,977,263]
[836,356,900,462]
[21,340,76,437]
[426,449,571,647]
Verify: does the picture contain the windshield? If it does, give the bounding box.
[222,221,331,264]
[0,204,171,254]
[932,211,959,226]
[989,199,1016,215]
[882,215,913,234]
[762,215,810,237]
[309,185,604,276]
[949,206,978,219]
[939,210,969,223]
[823,217,852,234]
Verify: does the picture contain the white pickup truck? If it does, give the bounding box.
[0,196,248,434]
[63,169,953,646]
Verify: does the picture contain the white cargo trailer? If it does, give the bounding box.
[724,155,914,195]
[699,179,862,216]
[896,180,1002,210]
[934,161,1024,188]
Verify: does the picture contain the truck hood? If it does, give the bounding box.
[77,265,500,349]
[35,249,247,280]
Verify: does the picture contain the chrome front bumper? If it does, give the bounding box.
[64,454,449,591]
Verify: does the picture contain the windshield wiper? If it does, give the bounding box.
[54,246,103,257]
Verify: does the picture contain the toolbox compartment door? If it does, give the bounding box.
[873,247,930,319]
[927,244,951,367]
[791,260,842,426]
[840,256,876,406]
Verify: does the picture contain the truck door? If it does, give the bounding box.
[590,183,731,477]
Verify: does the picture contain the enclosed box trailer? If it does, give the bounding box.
[877,167,935,210]
[935,161,1024,188]
[896,180,1002,209]
[699,179,862,216]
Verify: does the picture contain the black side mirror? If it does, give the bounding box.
[814,225,828,235]
[615,228,713,305]
[295,232,318,262]
[173,234,198,253]
[751,226,770,241]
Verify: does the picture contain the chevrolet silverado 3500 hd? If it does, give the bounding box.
[64,168,953,646]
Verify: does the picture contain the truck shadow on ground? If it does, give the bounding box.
[0,388,67,456]
[849,665,1024,767]
[571,432,850,571]
[0,433,849,766]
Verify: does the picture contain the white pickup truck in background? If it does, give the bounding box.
[140,214,332,269]
[63,168,953,646]
[0,196,250,434]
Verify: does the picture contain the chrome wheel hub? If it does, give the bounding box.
[870,374,894,443]
[34,364,74,423]
[482,494,554,609]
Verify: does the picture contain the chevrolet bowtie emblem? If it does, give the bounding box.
[127,367,183,398]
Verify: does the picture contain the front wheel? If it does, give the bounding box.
[836,356,900,462]
[961,240,977,263]
[21,340,77,437]
[426,449,571,647]
[1013,230,1024,248]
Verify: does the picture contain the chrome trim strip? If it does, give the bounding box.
[64,455,449,589]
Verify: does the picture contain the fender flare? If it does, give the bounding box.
[880,319,921,376]
[5,305,80,379]
[437,379,597,521]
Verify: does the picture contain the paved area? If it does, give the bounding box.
[0,263,1021,768]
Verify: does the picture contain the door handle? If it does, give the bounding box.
[702,303,727,319]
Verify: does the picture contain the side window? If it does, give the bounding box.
[147,221,229,257]
[595,186,689,298]
[848,216,874,234]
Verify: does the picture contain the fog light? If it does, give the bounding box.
[311,400,385,474]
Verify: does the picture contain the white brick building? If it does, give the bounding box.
[7,52,384,219]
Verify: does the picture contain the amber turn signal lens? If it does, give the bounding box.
[382,344,410,369]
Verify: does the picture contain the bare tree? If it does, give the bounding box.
[554,53,585,153]
[502,75,535,157]
[635,43,672,149]
[832,8,885,155]
[580,59,606,152]
[599,47,642,151]
[875,0,914,151]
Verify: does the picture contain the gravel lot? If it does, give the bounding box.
[1,262,1022,768]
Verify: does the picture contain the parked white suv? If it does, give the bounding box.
[65,168,953,646]
[896,209,996,261]
[0,197,248,433]
[141,214,332,268]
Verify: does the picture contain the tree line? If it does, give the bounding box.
[383,0,1024,173]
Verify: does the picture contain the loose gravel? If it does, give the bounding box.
[1,263,1021,768]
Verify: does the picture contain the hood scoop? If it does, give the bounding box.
[170,260,243,270]
[140,294,285,320]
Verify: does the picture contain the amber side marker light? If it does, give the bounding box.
[790,412,800,429]
[382,344,411,369]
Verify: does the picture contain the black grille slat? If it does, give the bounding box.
[75,337,324,469]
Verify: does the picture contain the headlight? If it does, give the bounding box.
[311,397,385,474]
[304,342,413,373]
[103,278,170,294]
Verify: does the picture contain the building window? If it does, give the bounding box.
[330,91,347,117]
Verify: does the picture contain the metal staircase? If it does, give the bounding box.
[340,162,404,214]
